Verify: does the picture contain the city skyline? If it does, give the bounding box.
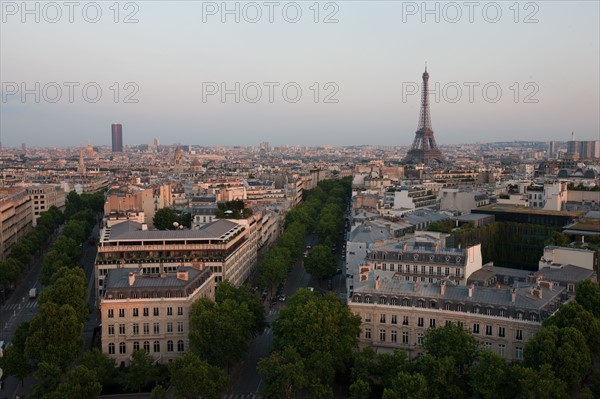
[1,1,599,147]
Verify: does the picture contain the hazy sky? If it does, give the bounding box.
[1,1,599,147]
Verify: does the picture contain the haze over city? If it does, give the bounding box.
[1,1,599,147]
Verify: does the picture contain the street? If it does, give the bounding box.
[0,223,99,399]
[225,230,348,398]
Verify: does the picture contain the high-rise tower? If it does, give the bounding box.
[404,66,443,164]
[111,124,123,152]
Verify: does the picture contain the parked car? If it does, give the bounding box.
[29,288,37,299]
[278,294,287,302]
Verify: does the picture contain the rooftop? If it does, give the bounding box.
[104,219,242,242]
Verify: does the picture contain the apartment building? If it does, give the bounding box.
[100,266,215,366]
[364,236,482,286]
[95,217,258,300]
[25,184,66,226]
[0,187,33,259]
[383,186,440,210]
[349,269,568,361]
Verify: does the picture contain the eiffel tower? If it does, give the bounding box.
[404,66,443,164]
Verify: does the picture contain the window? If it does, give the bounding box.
[167,322,173,333]
[119,342,126,354]
[413,265,418,273]
[177,307,184,316]
[485,325,492,336]
[390,297,398,306]
[516,312,523,320]
[108,309,114,318]
[153,307,159,316]
[473,324,480,334]
[417,333,424,346]
[108,343,115,354]
[457,321,464,328]
[379,297,387,305]
[530,313,538,322]
[143,323,149,335]
[402,316,409,326]
[445,303,452,310]
[365,313,372,322]
[133,323,139,335]
[417,300,425,308]
[499,309,506,317]
[167,340,173,352]
[429,319,436,328]
[499,327,505,337]
[379,330,386,342]
[445,320,452,327]
[177,322,184,333]
[167,307,173,316]
[498,344,505,357]
[429,266,434,275]
[421,265,426,274]
[119,324,125,335]
[486,308,493,316]
[133,308,139,317]
[133,341,140,351]
[154,341,160,353]
[402,331,409,344]
[516,329,523,340]
[445,267,450,276]
[484,342,492,351]
[108,324,115,335]
[418,317,424,327]
[119,309,125,318]
[515,347,523,360]
[177,340,184,352]
[143,341,150,352]
[455,268,461,277]
[143,307,149,317]
[391,330,397,343]
[391,315,397,324]
[154,323,160,334]
[365,328,372,339]
[380,314,386,323]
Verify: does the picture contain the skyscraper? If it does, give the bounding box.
[404,66,443,164]
[111,124,123,152]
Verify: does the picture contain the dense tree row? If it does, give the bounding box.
[0,205,63,294]
[188,281,266,372]
[257,178,351,291]
[0,191,105,399]
[258,289,361,398]
[348,280,600,399]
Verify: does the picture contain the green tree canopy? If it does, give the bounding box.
[189,298,254,369]
[258,346,307,399]
[39,266,88,323]
[273,290,361,381]
[575,280,600,318]
[25,302,83,371]
[168,351,228,399]
[153,207,179,230]
[304,244,337,279]
[215,280,267,336]
[45,365,102,399]
[119,349,158,393]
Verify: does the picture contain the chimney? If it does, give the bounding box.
[468,282,474,298]
[511,288,516,303]
[177,270,189,281]
[141,223,148,231]
[128,272,135,286]
[375,276,381,290]
[440,280,446,296]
